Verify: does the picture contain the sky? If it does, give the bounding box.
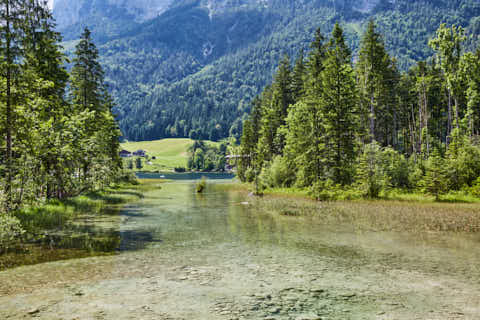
[47,0,54,10]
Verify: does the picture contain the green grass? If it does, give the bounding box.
[121,138,219,171]
[14,183,147,234]
[248,191,480,233]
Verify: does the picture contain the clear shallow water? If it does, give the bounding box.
[125,181,480,276]
[2,180,480,319]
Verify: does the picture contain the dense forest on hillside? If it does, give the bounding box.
[236,21,480,200]
[61,0,480,142]
[0,1,122,218]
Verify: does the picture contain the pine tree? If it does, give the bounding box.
[0,0,25,211]
[71,28,105,115]
[319,24,358,185]
[421,148,448,201]
[70,27,121,189]
[291,49,306,102]
[258,55,293,159]
[356,20,396,145]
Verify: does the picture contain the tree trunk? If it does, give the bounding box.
[5,0,13,212]
[446,88,452,147]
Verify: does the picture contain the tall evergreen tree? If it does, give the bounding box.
[429,24,466,144]
[356,20,396,145]
[319,24,358,184]
[258,55,292,159]
[70,27,121,187]
[0,0,25,211]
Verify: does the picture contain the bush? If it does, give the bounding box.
[355,142,390,198]
[258,156,295,189]
[380,147,411,189]
[174,167,186,173]
[244,167,256,183]
[0,215,25,253]
[469,177,480,197]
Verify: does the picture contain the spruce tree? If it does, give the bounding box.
[421,148,448,201]
[291,49,306,102]
[319,24,358,185]
[356,20,396,145]
[0,0,25,211]
[70,27,121,188]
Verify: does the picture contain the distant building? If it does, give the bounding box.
[119,149,132,158]
[133,149,147,157]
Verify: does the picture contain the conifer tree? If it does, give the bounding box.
[0,0,25,211]
[258,55,292,159]
[421,148,448,201]
[356,20,396,145]
[70,27,121,188]
[319,24,358,185]
[291,49,306,102]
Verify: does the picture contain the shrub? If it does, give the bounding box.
[259,156,295,189]
[469,177,480,197]
[355,142,390,198]
[0,215,25,253]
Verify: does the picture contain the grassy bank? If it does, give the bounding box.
[224,183,480,233]
[0,180,164,270]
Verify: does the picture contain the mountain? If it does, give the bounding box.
[52,0,480,141]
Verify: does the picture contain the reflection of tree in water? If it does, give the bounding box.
[0,204,164,270]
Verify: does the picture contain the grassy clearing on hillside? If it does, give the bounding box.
[121,138,219,171]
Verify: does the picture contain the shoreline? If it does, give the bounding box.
[0,181,157,271]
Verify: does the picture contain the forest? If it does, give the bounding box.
[110,0,480,142]
[237,21,480,200]
[0,1,122,220]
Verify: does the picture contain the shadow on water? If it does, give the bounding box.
[0,206,161,271]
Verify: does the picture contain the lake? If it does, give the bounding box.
[1,179,479,319]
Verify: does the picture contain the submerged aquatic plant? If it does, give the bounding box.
[196,177,207,193]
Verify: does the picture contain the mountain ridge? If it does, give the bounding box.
[52,0,480,141]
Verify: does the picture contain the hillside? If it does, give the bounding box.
[121,138,195,170]
[120,138,221,171]
[53,0,480,141]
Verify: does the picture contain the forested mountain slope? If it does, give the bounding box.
[52,0,480,141]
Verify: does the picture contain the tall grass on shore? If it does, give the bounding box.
[250,195,480,233]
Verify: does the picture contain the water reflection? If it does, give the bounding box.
[2,179,480,283]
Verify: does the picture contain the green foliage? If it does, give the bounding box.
[379,147,411,189]
[445,129,480,189]
[236,18,480,201]
[0,215,25,253]
[355,142,390,198]
[420,148,449,200]
[0,2,122,213]
[258,156,295,189]
[52,0,480,143]
[187,140,226,172]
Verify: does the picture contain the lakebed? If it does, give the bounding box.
[1,177,479,319]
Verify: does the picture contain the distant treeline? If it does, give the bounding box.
[0,1,121,213]
[237,21,480,200]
